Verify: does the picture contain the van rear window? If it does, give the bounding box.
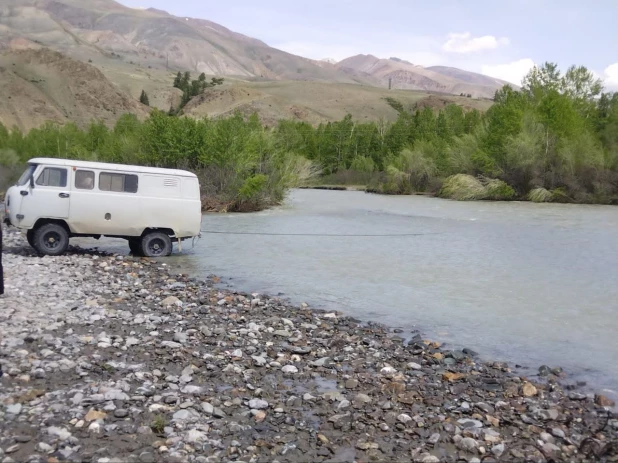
[99,172,138,193]
[75,170,94,190]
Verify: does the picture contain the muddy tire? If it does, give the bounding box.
[33,223,70,256]
[141,232,172,257]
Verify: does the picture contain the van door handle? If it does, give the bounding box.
[59,193,70,198]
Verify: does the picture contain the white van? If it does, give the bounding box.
[3,158,202,257]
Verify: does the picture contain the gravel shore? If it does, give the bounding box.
[1,227,617,463]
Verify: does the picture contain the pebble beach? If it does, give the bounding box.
[0,227,617,463]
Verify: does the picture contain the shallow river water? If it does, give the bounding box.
[76,189,618,395]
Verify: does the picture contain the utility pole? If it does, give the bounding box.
[388,78,392,90]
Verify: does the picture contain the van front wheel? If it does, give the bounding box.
[141,232,172,257]
[33,223,70,256]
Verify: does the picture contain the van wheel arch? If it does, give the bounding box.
[141,227,174,238]
[33,218,71,235]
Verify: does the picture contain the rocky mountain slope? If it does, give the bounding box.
[0,0,361,83]
[335,55,511,98]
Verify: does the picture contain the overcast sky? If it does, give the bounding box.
[118,0,618,88]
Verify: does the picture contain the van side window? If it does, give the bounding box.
[75,170,95,190]
[99,172,138,193]
[36,167,67,187]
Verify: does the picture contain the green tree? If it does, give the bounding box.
[173,72,182,89]
[140,90,150,106]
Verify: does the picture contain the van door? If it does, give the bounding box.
[18,165,71,228]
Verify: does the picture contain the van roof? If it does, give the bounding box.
[27,158,198,178]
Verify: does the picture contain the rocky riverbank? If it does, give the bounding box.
[1,228,617,463]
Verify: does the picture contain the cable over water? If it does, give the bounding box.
[199,230,442,237]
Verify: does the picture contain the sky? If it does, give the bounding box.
[118,0,618,88]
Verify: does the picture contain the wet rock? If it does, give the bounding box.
[114,409,129,418]
[594,394,615,407]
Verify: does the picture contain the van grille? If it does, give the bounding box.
[163,178,179,187]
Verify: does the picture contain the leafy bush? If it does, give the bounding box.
[438,174,488,200]
[483,178,516,200]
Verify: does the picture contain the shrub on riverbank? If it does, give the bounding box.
[437,175,516,201]
[438,174,488,200]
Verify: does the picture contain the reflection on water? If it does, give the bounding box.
[69,189,618,394]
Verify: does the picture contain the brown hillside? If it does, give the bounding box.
[0,49,149,131]
[182,81,493,126]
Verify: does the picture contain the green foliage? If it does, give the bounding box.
[172,71,224,111]
[385,97,405,114]
[483,178,516,200]
[2,60,617,206]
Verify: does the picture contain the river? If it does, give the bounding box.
[78,189,618,396]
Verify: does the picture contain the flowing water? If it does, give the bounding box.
[75,189,618,394]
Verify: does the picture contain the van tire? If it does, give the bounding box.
[128,238,143,256]
[33,223,70,256]
[141,232,172,257]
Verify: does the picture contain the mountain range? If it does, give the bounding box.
[0,0,507,130]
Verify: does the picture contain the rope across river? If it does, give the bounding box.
[198,230,441,237]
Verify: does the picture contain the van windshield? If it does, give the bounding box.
[16,165,37,186]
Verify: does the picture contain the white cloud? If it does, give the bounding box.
[603,63,618,90]
[442,32,510,53]
[481,58,535,86]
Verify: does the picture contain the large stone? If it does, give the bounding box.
[161,296,181,307]
[521,382,538,397]
[248,399,269,410]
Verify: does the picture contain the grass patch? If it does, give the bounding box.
[151,414,167,434]
[528,187,552,203]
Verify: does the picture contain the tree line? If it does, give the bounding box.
[0,61,617,209]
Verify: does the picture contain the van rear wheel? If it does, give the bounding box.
[141,232,172,257]
[33,223,70,256]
